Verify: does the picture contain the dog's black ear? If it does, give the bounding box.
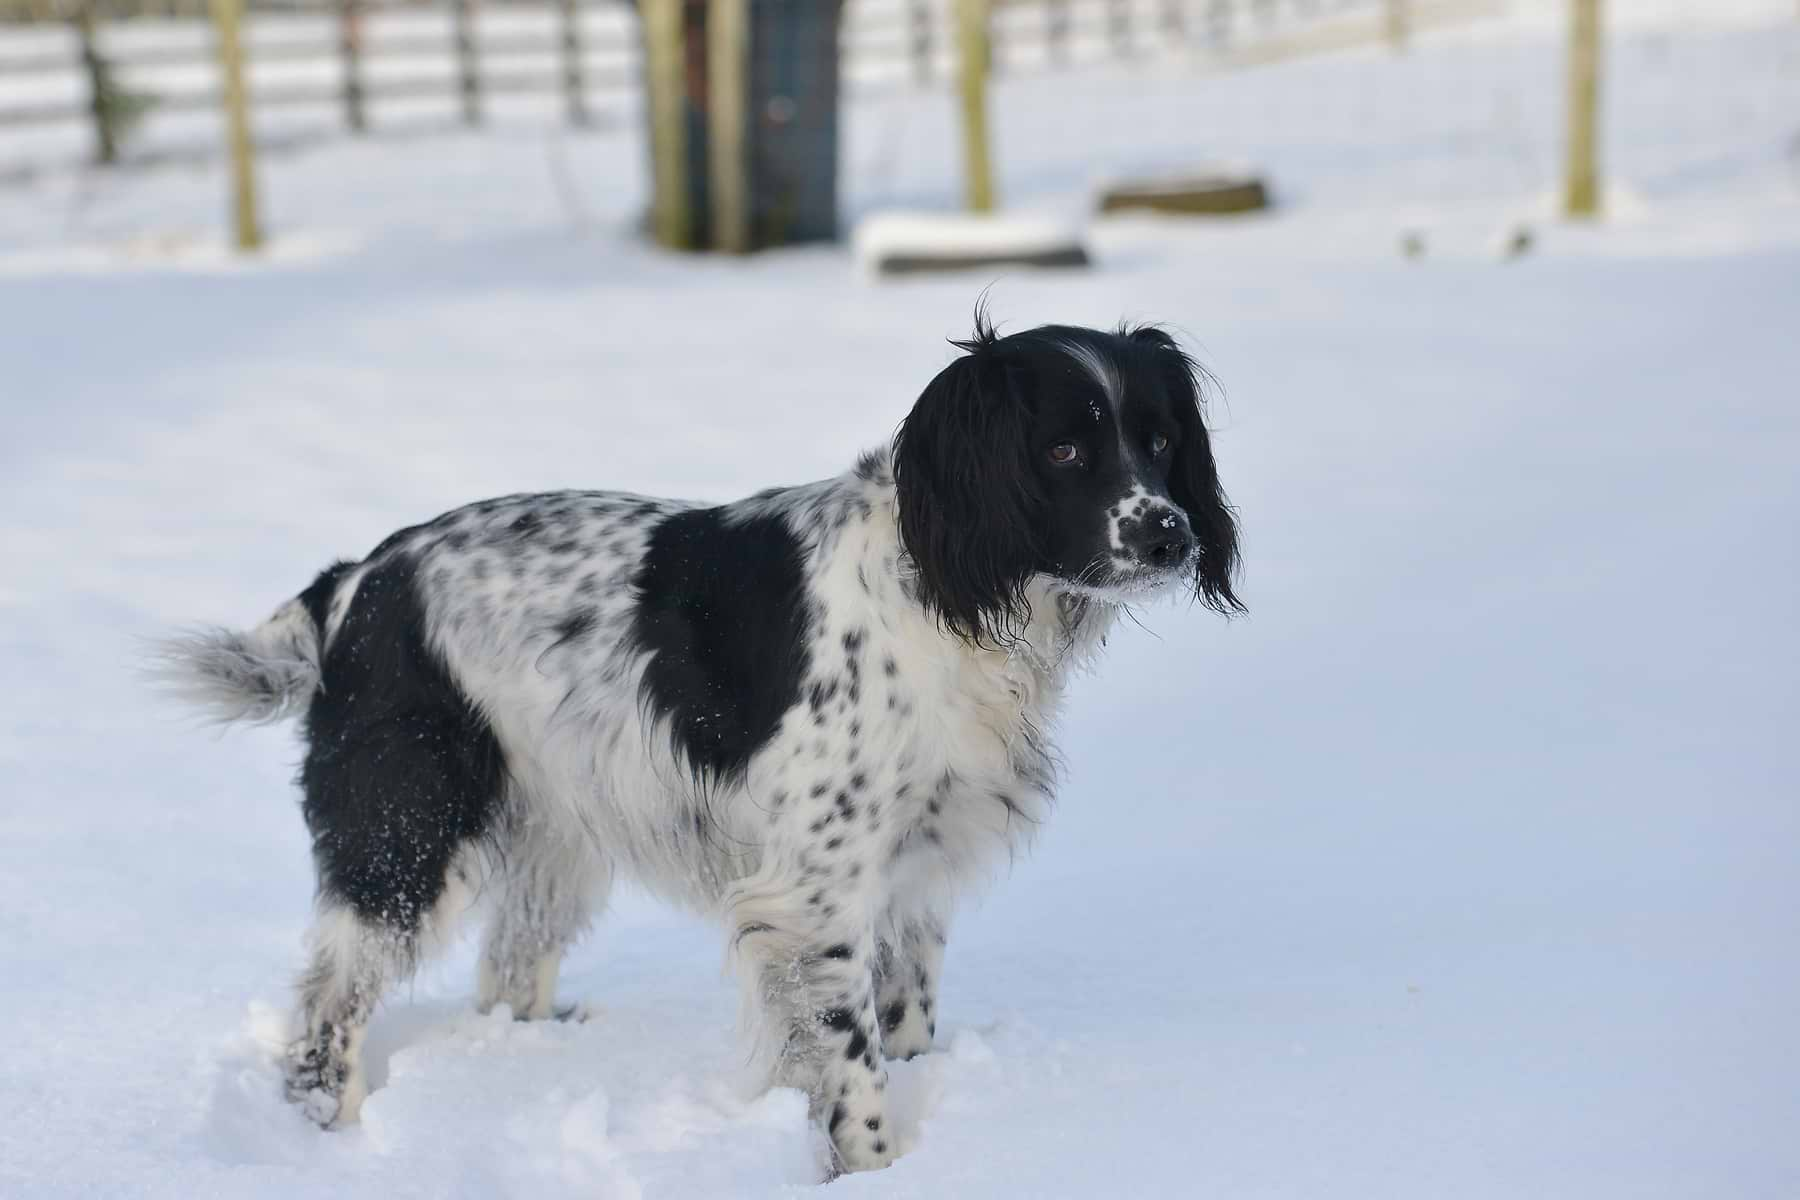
[893,331,1046,646]
[1130,326,1245,615]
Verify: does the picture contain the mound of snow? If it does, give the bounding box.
[854,211,1089,276]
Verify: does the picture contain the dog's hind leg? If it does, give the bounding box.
[477,809,609,1021]
[286,552,511,1124]
[286,850,483,1126]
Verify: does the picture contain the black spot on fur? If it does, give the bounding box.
[299,555,506,931]
[821,1008,856,1033]
[821,943,854,961]
[549,607,598,650]
[845,1029,869,1061]
[630,506,811,787]
[808,679,839,712]
[854,449,887,482]
[881,1001,905,1032]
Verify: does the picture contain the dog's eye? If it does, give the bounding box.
[1149,432,1170,456]
[1047,441,1082,466]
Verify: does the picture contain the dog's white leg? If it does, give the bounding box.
[874,916,946,1061]
[285,906,405,1127]
[731,883,897,1174]
[286,851,482,1126]
[477,826,607,1022]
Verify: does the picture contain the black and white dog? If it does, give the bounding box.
[160,318,1242,1172]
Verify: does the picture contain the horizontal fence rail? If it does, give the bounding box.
[0,0,1497,170]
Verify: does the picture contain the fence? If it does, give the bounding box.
[0,0,1501,173]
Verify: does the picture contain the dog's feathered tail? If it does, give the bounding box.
[150,597,323,725]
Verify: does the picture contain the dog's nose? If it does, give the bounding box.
[1129,507,1194,570]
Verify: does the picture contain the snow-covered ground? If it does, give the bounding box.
[2,4,1798,1197]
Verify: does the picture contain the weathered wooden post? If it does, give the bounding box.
[706,0,749,253]
[640,1,843,252]
[642,0,692,248]
[1563,0,1602,217]
[908,0,933,85]
[73,0,116,165]
[559,0,590,127]
[208,0,263,250]
[955,0,994,213]
[452,0,482,126]
[1161,0,1187,41]
[1108,0,1130,58]
[1207,0,1232,48]
[338,0,367,133]
[1047,0,1070,65]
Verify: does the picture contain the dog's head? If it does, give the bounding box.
[893,315,1243,645]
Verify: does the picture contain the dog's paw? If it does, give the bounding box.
[551,1002,592,1024]
[826,1104,900,1175]
[283,1033,362,1127]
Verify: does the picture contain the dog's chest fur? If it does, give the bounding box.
[741,478,1089,914]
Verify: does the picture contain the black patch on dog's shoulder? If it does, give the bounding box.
[629,505,811,788]
[299,555,506,931]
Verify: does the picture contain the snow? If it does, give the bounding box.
[852,210,1088,272]
[3,4,1799,1197]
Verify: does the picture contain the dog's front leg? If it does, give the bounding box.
[734,898,897,1173]
[874,915,945,1061]
[808,937,895,1173]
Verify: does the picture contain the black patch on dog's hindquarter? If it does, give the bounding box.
[299,554,507,931]
[630,505,811,787]
[298,559,356,634]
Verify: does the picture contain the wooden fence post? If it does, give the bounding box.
[642,0,691,248]
[559,0,589,126]
[1047,0,1069,65]
[209,0,263,250]
[73,0,116,165]
[338,0,366,132]
[1108,0,1130,57]
[453,0,482,126]
[955,0,994,213]
[1386,0,1409,51]
[1207,0,1232,48]
[908,0,932,84]
[1161,0,1187,41]
[707,0,749,252]
[1563,0,1602,217]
